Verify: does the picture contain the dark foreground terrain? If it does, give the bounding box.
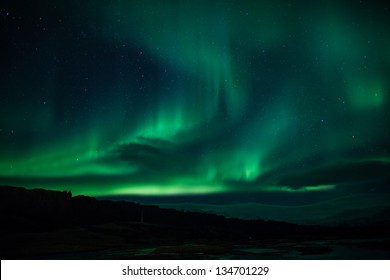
[1,186,389,259]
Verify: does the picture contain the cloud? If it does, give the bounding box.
[222,160,390,193]
[112,137,193,178]
[275,160,390,188]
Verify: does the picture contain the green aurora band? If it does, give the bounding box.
[0,0,389,199]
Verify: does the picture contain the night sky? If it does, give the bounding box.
[1,0,390,223]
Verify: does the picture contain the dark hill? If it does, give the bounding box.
[1,186,389,259]
[0,185,308,236]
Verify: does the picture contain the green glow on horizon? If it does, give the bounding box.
[106,183,226,197]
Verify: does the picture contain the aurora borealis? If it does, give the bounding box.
[1,0,390,221]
